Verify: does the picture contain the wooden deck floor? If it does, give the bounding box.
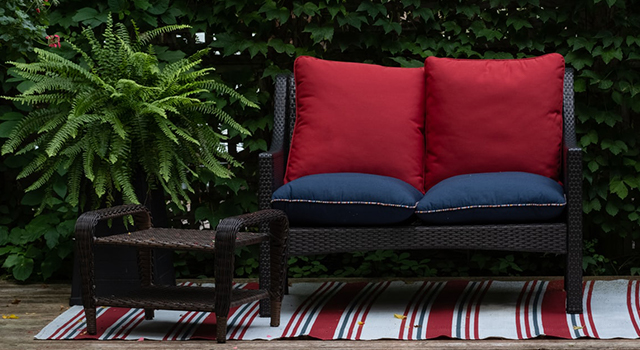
[2,279,640,350]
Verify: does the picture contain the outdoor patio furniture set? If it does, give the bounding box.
[76,53,583,342]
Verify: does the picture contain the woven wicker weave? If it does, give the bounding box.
[259,69,583,314]
[75,206,289,343]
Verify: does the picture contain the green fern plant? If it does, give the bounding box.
[1,16,255,210]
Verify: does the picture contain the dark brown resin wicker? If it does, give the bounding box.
[259,69,583,314]
[75,205,289,343]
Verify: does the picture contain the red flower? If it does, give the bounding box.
[45,35,61,48]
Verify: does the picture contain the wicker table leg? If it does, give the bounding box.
[75,215,98,334]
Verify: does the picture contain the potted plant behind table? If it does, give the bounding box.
[1,15,256,303]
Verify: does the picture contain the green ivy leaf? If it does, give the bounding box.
[0,121,18,138]
[413,7,434,21]
[373,19,402,35]
[2,254,21,268]
[303,23,334,43]
[194,205,213,223]
[133,0,151,10]
[0,112,23,121]
[506,17,532,30]
[41,254,62,280]
[389,57,423,68]
[147,0,169,15]
[11,256,34,281]
[44,229,60,249]
[356,1,387,18]
[565,51,593,70]
[261,65,291,79]
[293,2,319,17]
[605,201,619,216]
[610,178,628,199]
[71,7,99,22]
[402,0,421,7]
[337,12,367,30]
[108,0,127,13]
[0,226,8,245]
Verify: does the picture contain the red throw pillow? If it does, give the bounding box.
[286,56,426,192]
[423,54,565,190]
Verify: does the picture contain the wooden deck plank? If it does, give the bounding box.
[1,279,639,349]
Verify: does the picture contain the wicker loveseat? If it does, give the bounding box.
[259,54,583,314]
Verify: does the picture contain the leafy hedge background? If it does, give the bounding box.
[0,0,638,281]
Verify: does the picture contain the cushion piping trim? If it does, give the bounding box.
[272,199,418,209]
[416,202,566,214]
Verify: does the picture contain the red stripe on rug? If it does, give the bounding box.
[282,282,334,337]
[307,282,367,340]
[355,281,392,340]
[425,280,469,338]
[233,302,261,340]
[163,311,194,341]
[112,309,144,339]
[585,281,599,338]
[190,284,255,340]
[541,280,571,338]
[172,311,201,341]
[464,281,485,339]
[524,280,539,339]
[515,280,530,339]
[579,281,591,337]
[50,308,85,339]
[75,307,132,340]
[473,281,492,340]
[399,281,430,339]
[117,310,147,340]
[346,282,387,339]
[627,280,640,336]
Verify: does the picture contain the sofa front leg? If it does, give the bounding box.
[565,245,583,314]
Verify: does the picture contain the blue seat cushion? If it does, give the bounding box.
[416,172,566,224]
[272,173,423,225]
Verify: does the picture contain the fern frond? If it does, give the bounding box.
[154,138,174,182]
[82,144,96,182]
[199,80,259,109]
[1,108,58,154]
[65,41,96,70]
[160,58,203,83]
[22,76,79,95]
[190,102,250,135]
[17,153,48,179]
[66,158,83,207]
[108,132,130,164]
[24,158,60,192]
[5,93,69,106]
[153,115,179,144]
[111,163,138,204]
[38,110,68,134]
[45,114,102,156]
[138,25,192,45]
[93,166,109,198]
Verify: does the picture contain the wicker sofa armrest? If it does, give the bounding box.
[75,204,152,242]
[258,74,291,210]
[259,150,285,210]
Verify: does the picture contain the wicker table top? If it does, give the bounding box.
[95,228,268,251]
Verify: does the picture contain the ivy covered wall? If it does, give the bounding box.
[1,0,638,280]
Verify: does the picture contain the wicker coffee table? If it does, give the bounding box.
[75,205,289,343]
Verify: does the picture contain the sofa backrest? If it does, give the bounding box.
[285,56,427,193]
[274,55,573,192]
[423,54,565,190]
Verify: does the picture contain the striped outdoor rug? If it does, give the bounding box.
[36,279,640,340]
